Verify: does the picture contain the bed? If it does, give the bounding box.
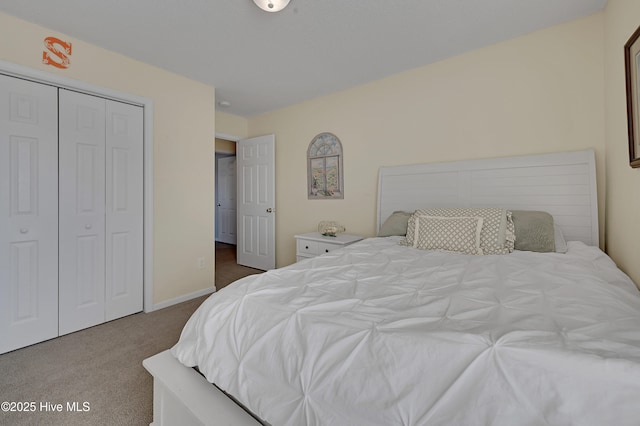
[144,149,640,426]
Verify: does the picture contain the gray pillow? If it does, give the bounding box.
[378,211,412,237]
[511,210,555,253]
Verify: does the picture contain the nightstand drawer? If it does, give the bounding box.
[318,242,339,254]
[294,232,364,263]
[297,239,319,256]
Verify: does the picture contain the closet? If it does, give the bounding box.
[0,74,143,354]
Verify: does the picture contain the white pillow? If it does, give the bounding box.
[412,216,484,255]
[554,223,568,253]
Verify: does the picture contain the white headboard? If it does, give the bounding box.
[377,150,599,246]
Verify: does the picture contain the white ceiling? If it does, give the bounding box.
[0,0,607,117]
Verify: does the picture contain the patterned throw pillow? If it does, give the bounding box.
[412,216,484,255]
[402,207,515,255]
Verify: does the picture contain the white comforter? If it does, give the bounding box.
[172,237,640,426]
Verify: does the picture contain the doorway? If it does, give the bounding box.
[214,134,277,272]
[215,137,237,246]
[214,137,261,290]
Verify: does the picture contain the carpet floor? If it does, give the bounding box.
[0,243,262,426]
[214,242,263,291]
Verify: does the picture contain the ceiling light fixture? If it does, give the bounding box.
[252,0,290,12]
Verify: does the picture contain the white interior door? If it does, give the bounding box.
[216,155,237,245]
[105,100,143,321]
[0,74,59,353]
[58,89,107,335]
[237,135,275,270]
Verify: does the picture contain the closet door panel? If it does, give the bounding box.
[0,75,59,354]
[58,89,106,335]
[105,100,143,321]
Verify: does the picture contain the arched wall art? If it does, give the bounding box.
[625,23,640,167]
[307,132,343,199]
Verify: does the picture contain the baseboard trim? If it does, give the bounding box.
[150,286,216,312]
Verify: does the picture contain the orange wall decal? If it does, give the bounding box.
[42,37,72,69]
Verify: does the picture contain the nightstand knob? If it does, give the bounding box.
[305,245,309,249]
[325,249,329,253]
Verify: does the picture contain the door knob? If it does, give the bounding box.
[266,208,273,213]
[217,203,222,207]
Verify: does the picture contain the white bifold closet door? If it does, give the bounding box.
[58,90,106,335]
[104,96,143,322]
[0,75,59,353]
[58,89,143,335]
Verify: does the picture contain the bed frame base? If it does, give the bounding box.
[143,350,261,426]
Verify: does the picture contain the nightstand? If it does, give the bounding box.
[294,232,364,262]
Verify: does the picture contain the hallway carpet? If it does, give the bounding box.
[215,242,263,291]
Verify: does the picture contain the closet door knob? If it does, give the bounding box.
[85,224,92,230]
[20,228,28,234]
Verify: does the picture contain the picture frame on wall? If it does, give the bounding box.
[307,133,344,199]
[624,24,640,168]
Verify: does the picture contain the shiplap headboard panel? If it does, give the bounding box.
[377,150,599,246]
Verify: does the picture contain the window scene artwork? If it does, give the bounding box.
[307,133,343,199]
[625,24,640,167]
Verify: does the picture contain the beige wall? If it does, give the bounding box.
[604,0,640,285]
[249,14,606,268]
[3,8,627,301]
[216,111,249,139]
[0,12,216,305]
